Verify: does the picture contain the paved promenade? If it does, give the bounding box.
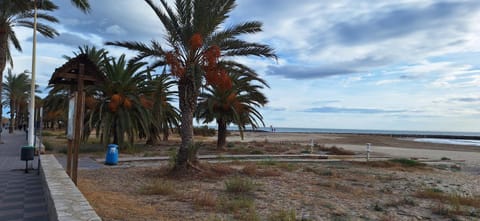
[0,131,49,221]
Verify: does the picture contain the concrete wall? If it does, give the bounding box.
[40,154,102,221]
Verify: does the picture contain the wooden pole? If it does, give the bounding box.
[72,64,85,185]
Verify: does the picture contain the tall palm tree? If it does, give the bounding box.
[197,72,268,149]
[107,0,276,170]
[0,0,58,141]
[86,54,152,147]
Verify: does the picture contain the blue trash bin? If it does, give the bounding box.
[105,144,118,165]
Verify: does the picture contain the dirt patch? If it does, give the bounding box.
[79,161,480,221]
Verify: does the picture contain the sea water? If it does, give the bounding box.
[413,138,480,146]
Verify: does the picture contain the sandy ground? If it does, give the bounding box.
[76,132,480,220]
[225,132,480,166]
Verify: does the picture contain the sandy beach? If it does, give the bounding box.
[226,132,480,166]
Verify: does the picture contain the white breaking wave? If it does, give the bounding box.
[414,138,480,146]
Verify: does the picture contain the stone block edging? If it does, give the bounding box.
[40,154,102,221]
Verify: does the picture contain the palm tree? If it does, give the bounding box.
[86,54,152,148]
[144,72,180,144]
[42,89,68,129]
[0,0,58,140]
[107,0,276,171]
[69,0,91,13]
[2,69,40,133]
[2,69,30,133]
[197,72,268,149]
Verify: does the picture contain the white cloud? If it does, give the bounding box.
[104,25,126,35]
[6,0,480,132]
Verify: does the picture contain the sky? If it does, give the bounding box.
[9,0,480,133]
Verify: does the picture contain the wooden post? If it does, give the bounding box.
[71,64,85,185]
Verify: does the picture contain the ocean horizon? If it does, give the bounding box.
[234,127,480,137]
[224,126,480,146]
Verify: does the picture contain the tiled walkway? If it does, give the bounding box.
[0,131,49,221]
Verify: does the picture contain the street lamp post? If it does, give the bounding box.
[28,0,38,146]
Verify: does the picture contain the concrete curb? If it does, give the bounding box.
[40,154,102,221]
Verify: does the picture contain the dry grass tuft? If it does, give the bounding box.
[257,168,282,177]
[196,163,236,180]
[416,188,480,208]
[354,158,427,171]
[209,163,236,176]
[78,178,163,221]
[303,166,336,177]
[140,178,176,195]
[218,196,256,214]
[225,176,256,194]
[267,209,296,221]
[276,163,299,172]
[242,164,257,176]
[193,191,217,209]
[318,145,355,155]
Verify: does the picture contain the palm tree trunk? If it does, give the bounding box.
[112,118,118,144]
[162,126,169,141]
[9,100,14,133]
[175,79,198,170]
[217,118,227,150]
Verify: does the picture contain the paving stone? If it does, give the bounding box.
[0,132,49,221]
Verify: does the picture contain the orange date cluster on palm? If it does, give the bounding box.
[85,96,97,109]
[165,52,185,78]
[190,33,203,50]
[139,95,153,109]
[203,45,233,91]
[108,94,134,112]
